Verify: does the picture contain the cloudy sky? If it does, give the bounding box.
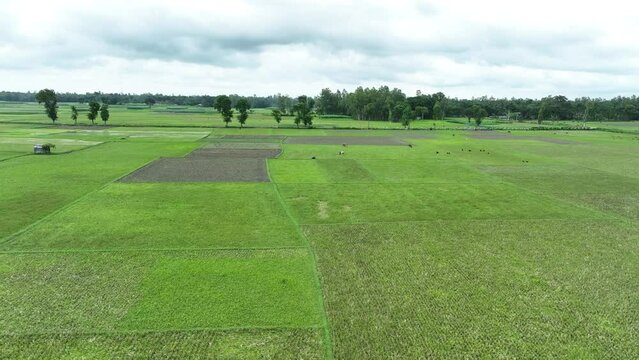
[1,0,638,98]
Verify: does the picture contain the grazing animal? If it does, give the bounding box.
[408,144,413,148]
[311,156,316,159]
[339,151,345,155]
[446,152,451,155]
[342,143,347,147]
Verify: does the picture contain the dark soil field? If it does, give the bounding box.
[468,131,577,144]
[222,135,287,141]
[187,148,281,159]
[119,158,269,182]
[286,136,408,145]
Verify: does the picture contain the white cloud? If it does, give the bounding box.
[1,0,638,98]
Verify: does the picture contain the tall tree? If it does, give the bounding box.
[87,101,101,125]
[35,89,58,123]
[70,105,78,125]
[100,104,110,125]
[214,95,234,127]
[415,106,428,119]
[277,94,293,115]
[537,102,548,124]
[399,103,414,129]
[144,96,156,107]
[234,99,251,128]
[271,109,282,127]
[470,104,488,126]
[432,101,444,120]
[293,96,315,128]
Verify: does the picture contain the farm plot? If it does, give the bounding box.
[221,134,287,142]
[187,148,281,159]
[467,130,579,144]
[2,183,303,250]
[1,328,324,359]
[0,249,324,345]
[481,164,639,219]
[304,220,639,358]
[204,141,282,149]
[0,141,199,239]
[119,158,270,182]
[286,136,408,145]
[277,182,608,224]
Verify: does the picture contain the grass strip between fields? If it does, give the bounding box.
[266,160,335,360]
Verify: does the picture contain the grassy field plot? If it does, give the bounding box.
[1,328,324,359]
[0,249,323,332]
[0,141,199,240]
[2,183,302,250]
[305,220,639,358]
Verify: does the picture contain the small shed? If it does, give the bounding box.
[33,144,51,155]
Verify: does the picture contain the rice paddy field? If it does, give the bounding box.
[1,105,639,358]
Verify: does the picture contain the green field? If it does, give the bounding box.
[5,101,639,133]
[1,119,638,358]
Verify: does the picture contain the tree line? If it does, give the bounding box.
[0,91,279,109]
[14,88,639,126]
[314,88,639,122]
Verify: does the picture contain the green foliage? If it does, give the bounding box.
[399,103,414,129]
[144,96,156,107]
[234,99,251,128]
[35,89,58,123]
[271,109,283,125]
[293,96,315,128]
[538,102,548,124]
[87,101,101,125]
[41,143,56,152]
[215,95,234,127]
[276,94,293,115]
[414,105,428,119]
[433,100,444,120]
[470,104,488,126]
[70,105,78,125]
[100,104,110,125]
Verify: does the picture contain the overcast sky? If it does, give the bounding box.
[1,0,638,98]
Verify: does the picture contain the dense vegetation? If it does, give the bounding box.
[3,89,639,122]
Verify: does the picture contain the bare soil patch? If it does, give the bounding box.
[187,148,281,159]
[204,142,281,150]
[468,131,577,144]
[119,158,269,183]
[214,135,286,143]
[286,136,407,145]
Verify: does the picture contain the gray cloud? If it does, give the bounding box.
[1,0,638,98]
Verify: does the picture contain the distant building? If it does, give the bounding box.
[33,144,51,154]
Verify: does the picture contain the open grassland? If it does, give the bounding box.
[0,122,638,358]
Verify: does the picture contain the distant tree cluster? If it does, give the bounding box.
[310,88,639,122]
[34,89,111,125]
